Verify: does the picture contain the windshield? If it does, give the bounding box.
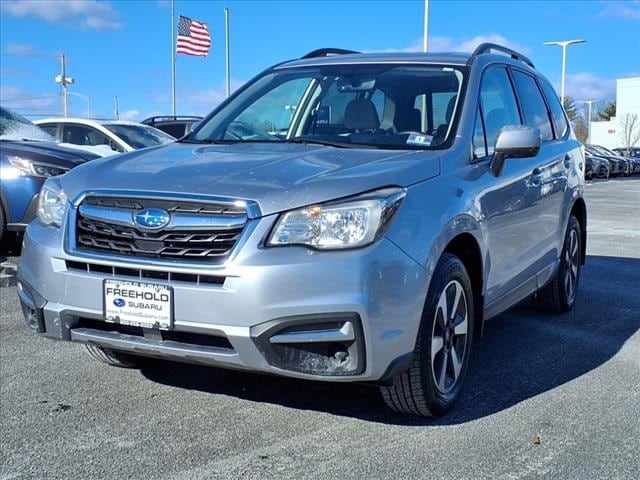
[104,124,175,149]
[0,106,56,142]
[191,64,465,149]
[593,145,617,156]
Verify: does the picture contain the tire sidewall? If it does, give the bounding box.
[418,255,474,412]
[559,216,582,309]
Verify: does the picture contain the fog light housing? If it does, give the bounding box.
[251,313,365,376]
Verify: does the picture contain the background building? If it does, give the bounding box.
[590,77,640,149]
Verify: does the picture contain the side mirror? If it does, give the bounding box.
[490,125,541,176]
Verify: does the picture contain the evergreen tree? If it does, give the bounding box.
[597,102,616,121]
[562,96,579,121]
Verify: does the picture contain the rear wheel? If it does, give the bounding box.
[85,345,147,368]
[380,254,473,417]
[536,215,582,313]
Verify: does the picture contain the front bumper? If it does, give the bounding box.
[17,217,428,382]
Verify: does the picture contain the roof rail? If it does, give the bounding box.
[469,43,535,68]
[142,115,203,124]
[301,48,360,59]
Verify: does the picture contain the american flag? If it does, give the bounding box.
[176,15,211,57]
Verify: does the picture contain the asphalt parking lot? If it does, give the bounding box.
[1,178,639,480]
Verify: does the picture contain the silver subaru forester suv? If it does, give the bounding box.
[18,44,586,417]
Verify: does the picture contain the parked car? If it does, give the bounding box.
[142,116,202,138]
[590,144,637,175]
[18,44,586,417]
[585,145,629,176]
[584,151,610,180]
[626,156,640,174]
[0,107,101,243]
[34,118,175,154]
[613,147,640,158]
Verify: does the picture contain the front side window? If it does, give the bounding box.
[472,108,487,159]
[191,64,466,150]
[511,70,553,141]
[538,79,568,138]
[479,67,521,155]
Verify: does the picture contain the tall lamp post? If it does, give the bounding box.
[579,99,597,144]
[543,39,585,106]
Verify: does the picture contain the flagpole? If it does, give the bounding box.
[171,0,176,115]
[225,7,230,98]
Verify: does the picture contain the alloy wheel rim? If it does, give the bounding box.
[430,279,468,394]
[564,229,579,301]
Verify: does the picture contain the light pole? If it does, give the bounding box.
[67,92,91,118]
[543,39,585,106]
[55,53,74,117]
[579,99,597,143]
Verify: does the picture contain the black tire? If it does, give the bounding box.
[380,253,474,417]
[85,345,146,368]
[536,215,582,313]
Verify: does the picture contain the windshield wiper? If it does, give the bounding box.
[178,138,223,144]
[289,138,368,149]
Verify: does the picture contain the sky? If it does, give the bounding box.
[1,0,639,122]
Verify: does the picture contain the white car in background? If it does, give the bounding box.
[34,118,176,154]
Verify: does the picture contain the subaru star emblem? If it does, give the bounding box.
[113,298,126,307]
[134,208,170,230]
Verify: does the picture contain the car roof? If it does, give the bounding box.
[34,118,147,127]
[277,52,473,69]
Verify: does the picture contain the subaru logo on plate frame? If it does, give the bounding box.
[134,208,171,230]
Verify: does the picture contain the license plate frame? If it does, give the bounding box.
[103,279,173,330]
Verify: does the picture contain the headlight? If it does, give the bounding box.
[268,187,406,250]
[8,156,69,178]
[37,179,68,227]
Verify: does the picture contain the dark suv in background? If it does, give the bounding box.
[0,107,100,244]
[141,116,202,138]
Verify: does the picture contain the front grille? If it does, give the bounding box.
[75,196,247,263]
[65,261,226,286]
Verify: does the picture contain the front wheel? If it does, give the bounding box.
[536,215,582,313]
[85,345,147,368]
[380,254,473,417]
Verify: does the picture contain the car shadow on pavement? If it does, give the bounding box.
[140,254,640,426]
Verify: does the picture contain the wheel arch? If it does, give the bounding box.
[443,232,484,339]
[570,197,587,265]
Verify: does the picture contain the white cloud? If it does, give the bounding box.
[118,109,142,121]
[371,34,530,55]
[563,73,617,102]
[0,85,62,117]
[597,0,640,20]
[0,0,122,30]
[178,78,245,115]
[5,43,38,56]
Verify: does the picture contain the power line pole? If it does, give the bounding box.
[225,7,230,98]
[56,53,74,118]
[171,0,176,116]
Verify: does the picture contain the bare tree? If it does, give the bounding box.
[619,113,640,155]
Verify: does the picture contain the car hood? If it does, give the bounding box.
[61,142,441,216]
[0,139,100,165]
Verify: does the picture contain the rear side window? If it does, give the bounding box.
[511,71,553,141]
[158,124,185,138]
[479,67,521,155]
[538,79,568,138]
